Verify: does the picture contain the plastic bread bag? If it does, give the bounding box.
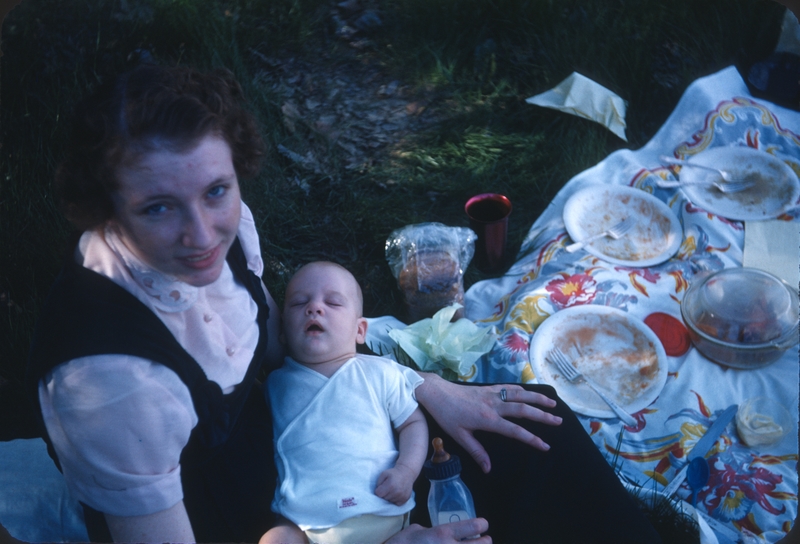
[385,223,476,322]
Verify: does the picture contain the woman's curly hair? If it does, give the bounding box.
[55,64,265,231]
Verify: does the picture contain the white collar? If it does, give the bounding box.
[104,225,198,312]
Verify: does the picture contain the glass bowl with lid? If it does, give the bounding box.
[681,268,799,369]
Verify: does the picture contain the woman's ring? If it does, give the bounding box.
[500,388,508,402]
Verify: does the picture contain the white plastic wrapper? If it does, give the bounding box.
[385,223,476,322]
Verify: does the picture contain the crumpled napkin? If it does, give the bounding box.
[388,304,496,378]
[526,72,628,141]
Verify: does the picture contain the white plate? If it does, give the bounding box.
[563,185,682,267]
[678,147,800,221]
[529,305,668,419]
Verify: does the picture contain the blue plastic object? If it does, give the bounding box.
[687,457,710,508]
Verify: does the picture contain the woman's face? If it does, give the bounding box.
[110,134,242,287]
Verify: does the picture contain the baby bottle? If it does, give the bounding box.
[423,437,477,527]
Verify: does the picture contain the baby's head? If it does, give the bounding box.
[282,261,368,368]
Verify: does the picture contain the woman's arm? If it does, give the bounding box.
[386,518,491,544]
[413,372,562,473]
[40,356,198,540]
[106,501,195,543]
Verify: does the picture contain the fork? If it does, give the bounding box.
[565,217,634,253]
[657,155,754,193]
[547,347,638,426]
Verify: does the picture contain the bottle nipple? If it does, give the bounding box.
[430,437,451,464]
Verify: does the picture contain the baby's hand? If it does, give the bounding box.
[375,465,415,506]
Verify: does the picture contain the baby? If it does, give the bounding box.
[266,261,428,544]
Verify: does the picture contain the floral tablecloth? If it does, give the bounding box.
[463,66,800,543]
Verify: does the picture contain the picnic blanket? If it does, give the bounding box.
[463,66,799,543]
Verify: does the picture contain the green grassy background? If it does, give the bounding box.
[0,0,783,424]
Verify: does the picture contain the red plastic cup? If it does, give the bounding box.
[465,193,512,272]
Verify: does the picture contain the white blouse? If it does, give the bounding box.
[38,202,264,517]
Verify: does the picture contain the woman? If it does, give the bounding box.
[27,64,660,543]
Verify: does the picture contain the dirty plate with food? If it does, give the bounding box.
[562,185,682,267]
[529,305,668,419]
[677,146,800,220]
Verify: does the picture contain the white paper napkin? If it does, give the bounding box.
[742,220,800,288]
[525,72,628,141]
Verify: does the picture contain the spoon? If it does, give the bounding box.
[686,457,710,508]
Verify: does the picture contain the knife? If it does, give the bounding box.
[662,404,739,498]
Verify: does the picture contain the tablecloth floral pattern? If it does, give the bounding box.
[463,67,799,543]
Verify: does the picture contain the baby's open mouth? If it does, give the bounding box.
[306,323,324,332]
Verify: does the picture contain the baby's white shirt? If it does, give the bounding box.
[267,354,423,529]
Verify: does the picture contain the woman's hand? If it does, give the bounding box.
[414,373,562,473]
[385,518,491,544]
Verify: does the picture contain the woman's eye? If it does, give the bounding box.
[143,203,168,216]
[208,185,227,198]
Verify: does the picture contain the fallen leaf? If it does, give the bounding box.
[292,175,311,195]
[281,101,301,133]
[405,101,426,115]
[377,80,399,97]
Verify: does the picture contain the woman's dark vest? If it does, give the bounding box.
[26,238,278,542]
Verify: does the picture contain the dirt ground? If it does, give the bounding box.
[248,0,451,182]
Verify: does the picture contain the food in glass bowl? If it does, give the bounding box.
[681,268,799,368]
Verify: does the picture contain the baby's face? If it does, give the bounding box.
[283,262,367,367]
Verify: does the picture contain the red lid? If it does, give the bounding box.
[644,312,691,357]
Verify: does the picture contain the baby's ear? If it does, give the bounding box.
[355,317,368,345]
